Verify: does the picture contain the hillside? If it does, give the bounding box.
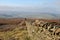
[0,18,60,40]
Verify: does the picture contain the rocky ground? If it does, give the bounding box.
[0,18,60,40]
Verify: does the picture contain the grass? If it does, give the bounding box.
[0,26,28,40]
[0,21,60,40]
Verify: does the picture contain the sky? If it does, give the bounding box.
[0,0,53,6]
[0,0,60,13]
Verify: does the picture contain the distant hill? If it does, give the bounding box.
[0,11,60,19]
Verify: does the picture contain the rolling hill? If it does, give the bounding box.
[0,11,60,19]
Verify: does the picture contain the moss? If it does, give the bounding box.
[25,37,31,40]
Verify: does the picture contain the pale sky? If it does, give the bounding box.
[0,0,60,14]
